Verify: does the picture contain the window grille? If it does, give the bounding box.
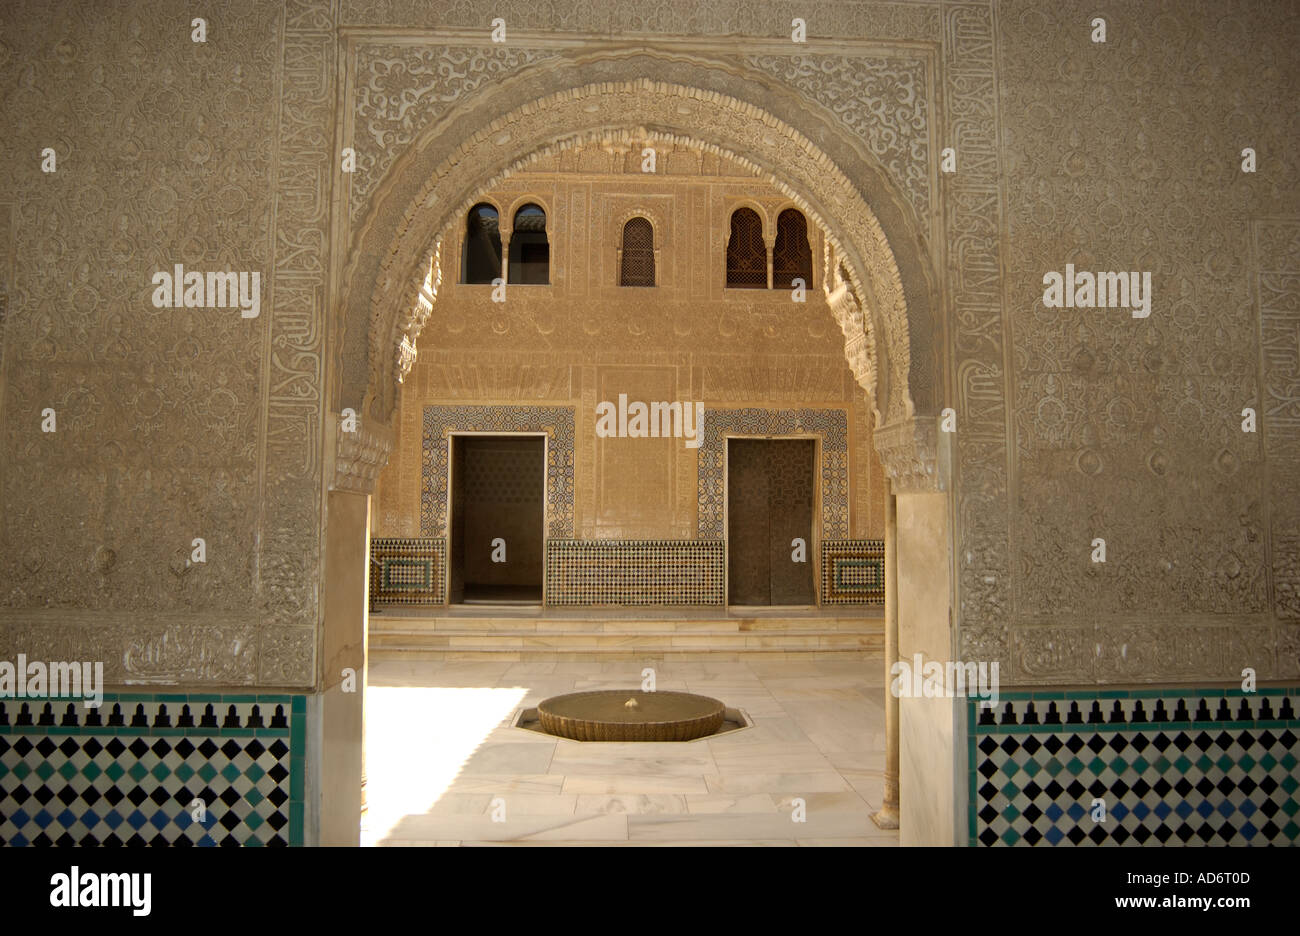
[620,217,655,286]
[725,208,766,288]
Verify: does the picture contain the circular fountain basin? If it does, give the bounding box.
[537,690,726,742]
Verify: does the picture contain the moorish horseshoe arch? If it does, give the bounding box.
[334,51,945,490]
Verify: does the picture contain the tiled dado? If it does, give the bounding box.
[546,540,724,606]
[821,540,884,605]
[969,689,1300,846]
[0,693,306,846]
[370,538,886,607]
[371,537,446,605]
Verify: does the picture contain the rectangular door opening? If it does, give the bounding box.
[727,438,816,606]
[449,434,545,604]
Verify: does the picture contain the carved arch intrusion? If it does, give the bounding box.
[342,66,940,491]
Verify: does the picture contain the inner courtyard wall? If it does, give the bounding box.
[372,154,888,544]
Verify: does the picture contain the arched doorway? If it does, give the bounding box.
[324,56,955,845]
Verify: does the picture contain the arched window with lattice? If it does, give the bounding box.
[773,208,813,290]
[461,203,502,284]
[508,203,549,284]
[619,217,655,287]
[725,207,766,289]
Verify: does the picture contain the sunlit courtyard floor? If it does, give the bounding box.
[361,658,898,846]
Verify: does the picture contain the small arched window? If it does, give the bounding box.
[461,203,502,284]
[725,207,766,289]
[508,203,549,284]
[620,217,655,287]
[773,209,813,289]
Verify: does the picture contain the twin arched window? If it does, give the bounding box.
[461,203,549,284]
[620,217,655,287]
[461,202,810,290]
[726,207,812,289]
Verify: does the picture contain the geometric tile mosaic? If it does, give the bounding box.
[546,540,724,605]
[698,408,848,541]
[821,540,885,605]
[370,537,446,606]
[969,690,1300,846]
[421,405,575,538]
[0,693,305,846]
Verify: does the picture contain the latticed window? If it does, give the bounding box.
[725,207,766,288]
[462,203,502,284]
[620,217,655,286]
[773,208,813,289]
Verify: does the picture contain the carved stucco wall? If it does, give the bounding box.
[0,1,327,687]
[958,0,1300,684]
[0,0,1295,689]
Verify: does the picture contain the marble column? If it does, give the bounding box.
[871,483,900,829]
[319,489,369,846]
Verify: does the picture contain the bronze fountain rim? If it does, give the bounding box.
[537,689,727,726]
[536,689,727,739]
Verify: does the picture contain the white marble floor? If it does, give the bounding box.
[361,658,897,846]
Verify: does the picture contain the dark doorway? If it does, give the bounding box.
[727,438,816,605]
[449,435,545,604]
